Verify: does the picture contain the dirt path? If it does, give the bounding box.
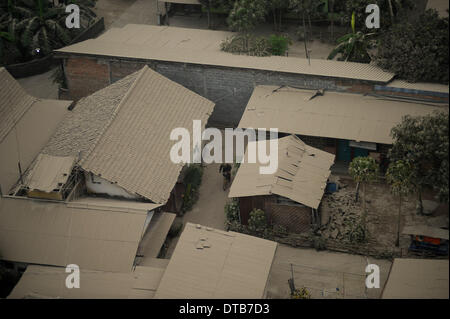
[182,163,228,230]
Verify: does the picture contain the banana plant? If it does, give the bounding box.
[327,12,375,63]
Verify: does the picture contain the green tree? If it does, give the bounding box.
[349,156,379,229]
[389,112,449,214]
[386,160,415,246]
[341,0,413,30]
[226,0,266,51]
[227,0,266,33]
[327,11,375,63]
[376,9,449,83]
[267,0,289,32]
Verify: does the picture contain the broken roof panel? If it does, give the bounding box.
[229,135,335,209]
[238,86,448,144]
[0,196,149,272]
[80,65,215,204]
[55,25,395,83]
[382,258,449,299]
[154,223,277,299]
[8,264,166,299]
[24,154,76,193]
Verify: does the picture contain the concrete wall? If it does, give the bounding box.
[84,171,139,199]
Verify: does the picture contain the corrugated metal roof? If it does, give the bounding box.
[386,79,449,94]
[8,264,166,299]
[229,135,335,209]
[154,223,277,299]
[81,65,215,204]
[382,258,449,299]
[402,225,449,240]
[24,154,76,193]
[0,67,37,142]
[238,86,448,144]
[0,196,149,272]
[67,197,164,213]
[56,25,395,83]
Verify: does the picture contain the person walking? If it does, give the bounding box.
[219,163,232,191]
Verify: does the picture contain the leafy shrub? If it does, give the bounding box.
[268,34,291,56]
[224,199,240,223]
[221,34,271,56]
[248,208,268,233]
[376,9,449,83]
[168,220,183,238]
[181,164,203,213]
[313,236,327,251]
[347,221,368,243]
[291,287,311,299]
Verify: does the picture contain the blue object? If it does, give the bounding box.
[326,182,338,193]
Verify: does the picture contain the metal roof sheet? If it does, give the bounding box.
[238,86,448,144]
[402,225,449,240]
[55,25,395,83]
[24,154,76,193]
[154,223,277,299]
[0,196,149,272]
[382,258,449,299]
[229,135,335,209]
[0,67,37,142]
[386,79,449,94]
[8,264,166,299]
[80,65,215,204]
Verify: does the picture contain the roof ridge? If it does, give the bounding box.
[79,66,148,167]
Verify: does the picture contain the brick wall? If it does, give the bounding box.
[64,57,110,100]
[61,56,448,127]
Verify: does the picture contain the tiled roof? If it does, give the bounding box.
[80,66,215,204]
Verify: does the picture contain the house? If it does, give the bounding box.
[1,65,213,273]
[154,223,278,299]
[0,67,72,195]
[11,65,215,212]
[382,258,449,299]
[229,135,335,233]
[237,85,448,166]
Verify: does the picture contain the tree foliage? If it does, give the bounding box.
[248,208,268,233]
[0,0,97,65]
[349,156,379,184]
[327,29,374,62]
[386,160,415,197]
[376,9,449,83]
[389,112,449,204]
[227,0,267,33]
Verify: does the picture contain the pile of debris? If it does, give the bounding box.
[318,185,365,242]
